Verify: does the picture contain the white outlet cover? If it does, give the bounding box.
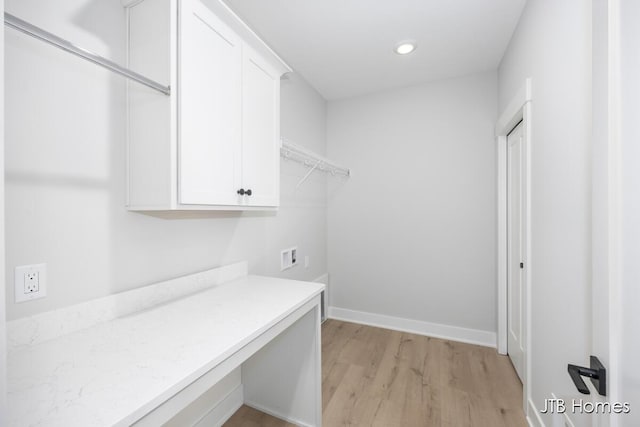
[15,263,47,303]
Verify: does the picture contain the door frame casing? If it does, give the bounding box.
[496,78,532,414]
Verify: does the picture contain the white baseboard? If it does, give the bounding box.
[328,306,496,348]
[527,398,546,427]
[194,384,243,427]
[244,400,315,427]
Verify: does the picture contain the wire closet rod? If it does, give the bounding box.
[4,12,171,96]
[281,139,350,187]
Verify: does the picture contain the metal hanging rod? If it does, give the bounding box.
[280,139,350,187]
[4,12,170,96]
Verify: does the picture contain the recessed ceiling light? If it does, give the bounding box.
[395,41,416,55]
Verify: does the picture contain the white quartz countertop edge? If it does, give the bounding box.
[8,274,325,427]
[117,277,323,426]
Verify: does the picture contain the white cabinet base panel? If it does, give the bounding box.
[244,308,321,427]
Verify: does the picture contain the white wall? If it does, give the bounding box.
[498,0,592,422]
[4,0,327,321]
[326,71,498,340]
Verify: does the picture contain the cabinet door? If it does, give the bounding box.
[179,0,242,205]
[241,47,280,207]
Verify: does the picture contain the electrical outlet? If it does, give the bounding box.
[24,271,39,293]
[15,263,47,303]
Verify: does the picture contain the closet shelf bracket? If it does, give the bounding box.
[4,12,171,96]
[296,159,322,188]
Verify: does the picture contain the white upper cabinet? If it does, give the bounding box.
[124,0,290,210]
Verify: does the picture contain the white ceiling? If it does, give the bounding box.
[223,0,526,100]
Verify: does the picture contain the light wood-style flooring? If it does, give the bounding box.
[225,319,527,426]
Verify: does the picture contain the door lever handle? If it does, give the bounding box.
[567,356,606,396]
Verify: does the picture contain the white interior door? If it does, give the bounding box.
[507,121,525,382]
[588,2,640,426]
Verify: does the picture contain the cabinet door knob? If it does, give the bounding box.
[237,188,245,195]
[246,189,252,196]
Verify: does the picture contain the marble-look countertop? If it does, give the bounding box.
[8,275,324,427]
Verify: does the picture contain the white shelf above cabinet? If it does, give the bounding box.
[124,0,291,211]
